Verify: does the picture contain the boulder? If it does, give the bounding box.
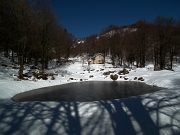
[103,71,110,75]
[89,75,94,78]
[138,77,145,81]
[118,68,129,75]
[110,74,118,81]
[103,71,115,75]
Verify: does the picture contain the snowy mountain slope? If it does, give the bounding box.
[76,27,137,44]
[97,28,137,38]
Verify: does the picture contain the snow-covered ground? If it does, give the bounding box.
[0,55,180,135]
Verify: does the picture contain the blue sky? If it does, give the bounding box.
[51,0,180,38]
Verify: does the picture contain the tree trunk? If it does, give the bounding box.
[41,57,45,72]
[45,56,48,69]
[11,47,14,62]
[18,56,24,79]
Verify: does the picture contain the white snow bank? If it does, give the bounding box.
[0,61,180,99]
[0,56,180,135]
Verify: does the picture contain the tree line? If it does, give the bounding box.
[73,16,180,70]
[0,0,74,78]
[1,1,180,79]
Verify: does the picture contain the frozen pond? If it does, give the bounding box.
[12,81,164,102]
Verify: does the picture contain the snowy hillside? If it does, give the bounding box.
[0,54,180,135]
[97,28,137,39]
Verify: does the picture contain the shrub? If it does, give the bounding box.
[32,71,48,80]
[30,65,38,69]
[50,75,55,80]
[42,74,48,80]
